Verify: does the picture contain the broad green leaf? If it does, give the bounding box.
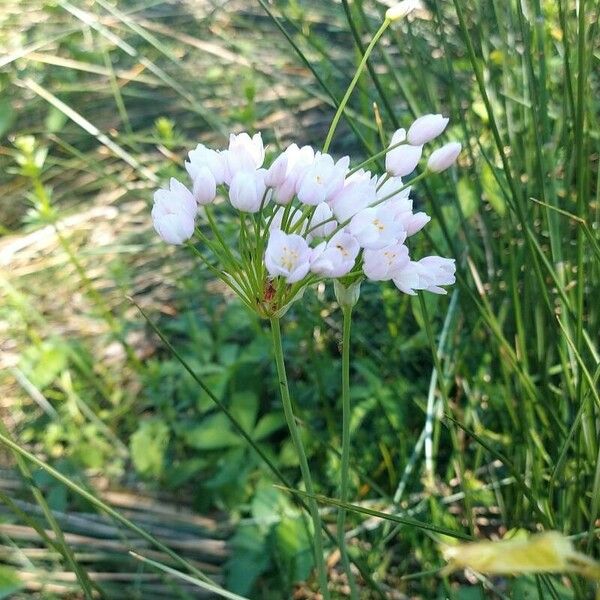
[182,413,241,450]
[130,420,170,477]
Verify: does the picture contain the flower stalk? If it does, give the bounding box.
[269,317,330,598]
[337,302,359,599]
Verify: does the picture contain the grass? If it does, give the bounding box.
[0,0,599,598]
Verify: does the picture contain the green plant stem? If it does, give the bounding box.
[337,306,359,600]
[323,17,390,152]
[269,317,330,599]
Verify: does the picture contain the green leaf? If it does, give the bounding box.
[274,514,313,585]
[230,392,258,432]
[182,413,241,450]
[0,566,22,598]
[481,163,506,216]
[457,176,480,219]
[130,420,170,477]
[226,524,270,595]
[253,413,285,441]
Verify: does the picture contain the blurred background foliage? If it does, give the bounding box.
[0,0,598,598]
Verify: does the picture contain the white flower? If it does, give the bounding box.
[385,137,423,177]
[191,166,216,206]
[310,231,359,278]
[225,132,265,182]
[267,144,315,205]
[407,114,449,146]
[185,144,227,185]
[329,169,378,222]
[392,261,423,295]
[348,204,405,249]
[307,202,337,241]
[376,175,412,212]
[229,169,268,213]
[296,152,349,206]
[151,178,196,245]
[392,256,456,294]
[427,142,462,172]
[415,256,456,293]
[385,0,420,21]
[363,242,409,280]
[264,230,311,283]
[268,206,303,233]
[397,211,431,236]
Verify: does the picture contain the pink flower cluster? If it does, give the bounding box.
[152,115,460,296]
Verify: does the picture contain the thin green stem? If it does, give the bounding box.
[323,18,390,152]
[337,306,359,600]
[269,317,330,598]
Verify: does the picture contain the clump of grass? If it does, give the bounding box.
[0,0,599,598]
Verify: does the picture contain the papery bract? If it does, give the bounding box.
[427,142,462,172]
[296,152,349,206]
[265,229,311,283]
[407,114,449,146]
[152,177,196,245]
[229,169,268,213]
[363,241,409,281]
[348,204,405,249]
[310,231,359,278]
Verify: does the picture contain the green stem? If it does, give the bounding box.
[337,306,359,599]
[323,18,391,152]
[269,317,330,598]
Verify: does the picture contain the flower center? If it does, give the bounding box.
[335,244,348,257]
[373,218,385,232]
[281,246,299,271]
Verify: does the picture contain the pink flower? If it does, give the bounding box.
[265,230,311,283]
[407,114,449,146]
[225,132,265,182]
[329,169,377,222]
[310,231,359,278]
[348,204,405,249]
[296,152,349,206]
[229,169,268,213]
[427,142,462,172]
[185,143,227,185]
[266,144,315,205]
[151,178,196,245]
[385,137,423,177]
[363,242,409,280]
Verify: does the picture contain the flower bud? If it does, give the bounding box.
[385,143,423,177]
[427,142,462,172]
[407,114,449,145]
[151,178,196,245]
[192,166,217,206]
[229,170,267,213]
[333,279,362,310]
[385,0,420,21]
